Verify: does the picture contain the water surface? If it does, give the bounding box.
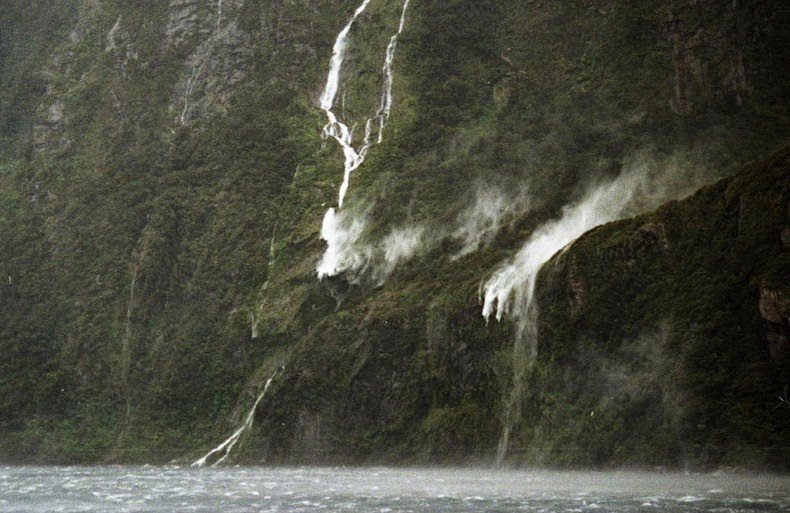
[1,466,788,512]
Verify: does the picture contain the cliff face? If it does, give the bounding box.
[224,145,789,469]
[0,0,788,467]
[529,146,790,468]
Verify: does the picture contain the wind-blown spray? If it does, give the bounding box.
[317,0,411,280]
[453,184,531,259]
[481,170,649,464]
[476,147,716,463]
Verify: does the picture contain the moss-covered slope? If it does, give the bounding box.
[232,144,789,469]
[525,142,790,469]
[0,0,788,467]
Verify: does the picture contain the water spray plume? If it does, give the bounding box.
[317,0,412,279]
[482,171,644,464]
[482,154,710,464]
[317,208,370,280]
[453,184,530,259]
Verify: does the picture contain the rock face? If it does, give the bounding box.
[27,0,259,158]
[760,285,789,359]
[248,145,790,469]
[0,0,788,468]
[165,0,204,47]
[529,146,790,468]
[167,0,254,124]
[668,4,751,113]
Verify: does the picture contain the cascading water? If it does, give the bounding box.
[374,0,410,144]
[192,371,278,467]
[318,0,374,210]
[317,0,411,280]
[481,172,648,464]
[216,0,224,29]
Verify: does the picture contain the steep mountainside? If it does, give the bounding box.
[0,0,788,467]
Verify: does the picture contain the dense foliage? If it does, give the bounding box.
[0,0,788,467]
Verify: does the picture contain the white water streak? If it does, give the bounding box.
[481,163,692,464]
[320,0,374,209]
[181,61,206,124]
[318,0,411,280]
[319,0,372,111]
[376,0,410,143]
[192,373,277,467]
[180,0,226,124]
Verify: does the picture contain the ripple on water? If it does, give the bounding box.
[1,467,789,513]
[677,495,707,502]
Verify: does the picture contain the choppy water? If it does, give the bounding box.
[0,466,788,512]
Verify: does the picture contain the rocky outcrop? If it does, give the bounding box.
[759,284,789,359]
[105,16,137,79]
[173,18,253,124]
[667,2,755,113]
[168,0,253,124]
[609,221,670,268]
[165,0,204,47]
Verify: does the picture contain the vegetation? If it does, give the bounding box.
[0,0,787,468]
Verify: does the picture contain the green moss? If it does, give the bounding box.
[0,0,789,467]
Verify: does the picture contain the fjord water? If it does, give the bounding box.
[1,466,788,513]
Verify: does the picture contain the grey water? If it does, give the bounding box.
[1,466,788,513]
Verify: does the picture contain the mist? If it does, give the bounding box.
[478,149,718,461]
[452,182,532,259]
[317,204,432,285]
[318,147,713,293]
[317,207,371,280]
[481,147,714,327]
[317,181,530,284]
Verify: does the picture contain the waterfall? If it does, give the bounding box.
[191,371,278,467]
[120,267,136,423]
[375,0,410,143]
[251,222,279,339]
[119,229,149,424]
[319,0,374,209]
[216,0,224,30]
[317,0,411,280]
[481,172,646,464]
[180,54,208,125]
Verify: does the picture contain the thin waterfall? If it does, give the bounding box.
[375,0,410,143]
[319,0,374,209]
[317,0,411,280]
[216,0,224,30]
[191,371,278,467]
[180,0,227,124]
[481,172,647,464]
